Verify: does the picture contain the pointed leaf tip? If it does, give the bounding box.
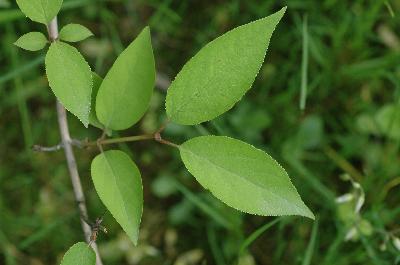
[14,32,48,51]
[95,26,155,130]
[91,150,143,245]
[166,8,287,125]
[59,23,94,43]
[179,136,314,219]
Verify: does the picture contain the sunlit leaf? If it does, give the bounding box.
[59,23,93,42]
[16,0,63,24]
[166,8,286,125]
[96,26,155,130]
[14,32,47,51]
[45,41,92,127]
[179,135,314,218]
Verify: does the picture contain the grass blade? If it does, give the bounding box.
[384,1,395,17]
[300,14,309,111]
[302,217,319,265]
[6,24,33,149]
[0,55,44,85]
[207,224,226,265]
[239,217,282,254]
[173,180,234,230]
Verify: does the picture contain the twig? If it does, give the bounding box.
[32,143,63,152]
[154,128,178,148]
[47,18,103,265]
[92,134,154,146]
[32,125,177,152]
[33,134,155,152]
[32,138,83,152]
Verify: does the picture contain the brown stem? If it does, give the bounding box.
[47,18,103,265]
[33,131,178,152]
[32,143,63,152]
[88,134,154,147]
[154,131,179,148]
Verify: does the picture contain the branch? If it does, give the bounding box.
[32,139,82,152]
[32,125,178,152]
[32,143,63,152]
[47,18,103,265]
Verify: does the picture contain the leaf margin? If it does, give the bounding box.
[90,150,144,245]
[14,31,48,51]
[178,135,315,219]
[165,7,287,125]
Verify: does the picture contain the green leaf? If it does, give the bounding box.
[16,0,63,24]
[91,150,143,245]
[89,73,104,127]
[179,135,314,219]
[45,41,92,127]
[166,7,286,125]
[96,26,155,130]
[60,242,95,265]
[59,23,94,42]
[14,32,47,51]
[88,73,112,135]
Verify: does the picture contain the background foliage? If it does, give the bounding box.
[1,0,400,264]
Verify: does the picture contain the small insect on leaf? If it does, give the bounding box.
[83,213,108,246]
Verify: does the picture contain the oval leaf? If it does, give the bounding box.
[96,26,155,130]
[59,23,94,42]
[91,150,143,245]
[45,41,92,127]
[166,7,286,125]
[60,242,95,265]
[14,32,47,51]
[179,135,314,219]
[16,0,63,24]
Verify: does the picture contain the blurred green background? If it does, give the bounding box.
[1,0,400,264]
